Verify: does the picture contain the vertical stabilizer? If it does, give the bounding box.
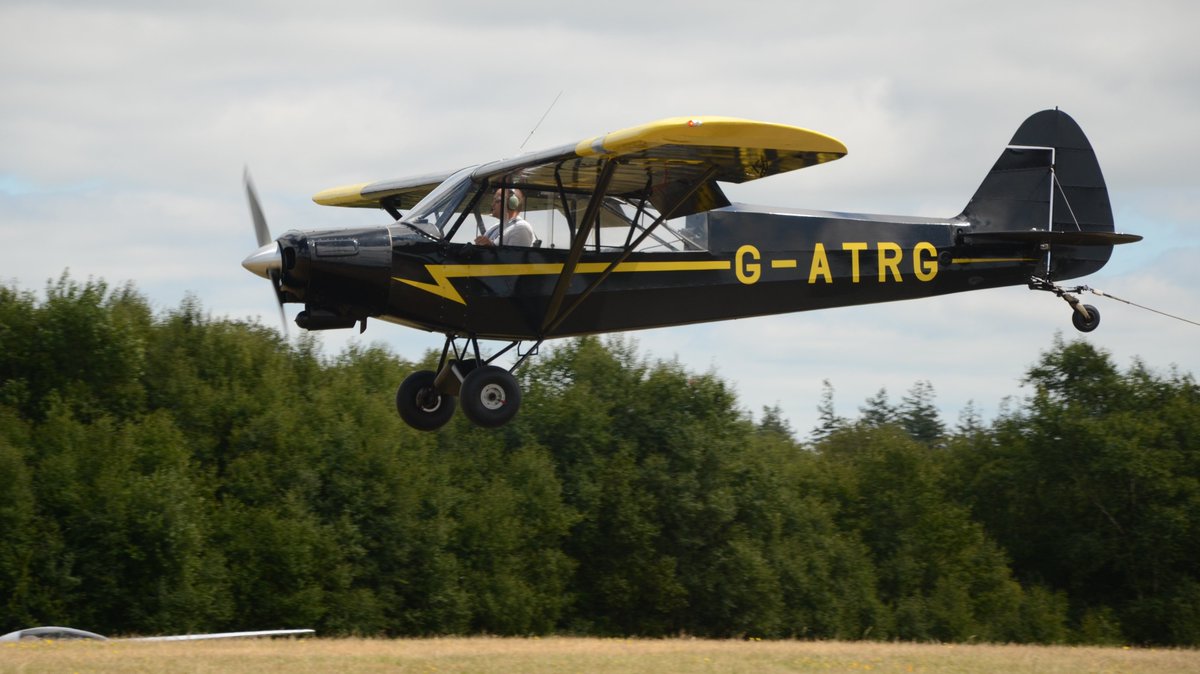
[960,110,1114,234]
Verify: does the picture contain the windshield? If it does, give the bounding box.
[399,165,478,236]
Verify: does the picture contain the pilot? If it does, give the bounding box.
[476,188,534,247]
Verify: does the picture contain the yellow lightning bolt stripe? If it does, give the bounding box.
[396,260,732,305]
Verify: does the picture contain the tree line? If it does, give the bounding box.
[1,274,1198,644]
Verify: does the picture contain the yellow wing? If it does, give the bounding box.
[314,116,847,216]
[576,115,845,175]
[312,170,455,210]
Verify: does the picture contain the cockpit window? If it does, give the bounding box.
[506,195,708,252]
[399,170,708,252]
[400,166,478,235]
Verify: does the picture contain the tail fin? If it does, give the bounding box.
[960,109,1113,234]
[958,110,1141,280]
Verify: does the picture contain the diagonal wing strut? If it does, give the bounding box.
[541,165,721,336]
[539,159,619,334]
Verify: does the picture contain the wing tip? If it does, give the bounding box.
[312,182,372,207]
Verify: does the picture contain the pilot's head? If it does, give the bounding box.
[491,188,524,217]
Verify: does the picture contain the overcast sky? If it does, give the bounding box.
[3,0,1198,436]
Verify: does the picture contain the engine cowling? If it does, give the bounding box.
[275,226,393,330]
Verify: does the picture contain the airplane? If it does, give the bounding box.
[241,109,1141,431]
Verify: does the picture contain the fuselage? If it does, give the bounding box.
[272,203,1109,340]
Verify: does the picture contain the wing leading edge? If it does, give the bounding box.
[312,170,457,210]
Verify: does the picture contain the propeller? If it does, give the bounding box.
[241,169,289,335]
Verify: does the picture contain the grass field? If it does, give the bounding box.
[3,637,1198,673]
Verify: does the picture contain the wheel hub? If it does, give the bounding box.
[479,383,507,410]
[416,388,442,412]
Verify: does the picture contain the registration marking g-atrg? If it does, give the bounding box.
[734,241,941,285]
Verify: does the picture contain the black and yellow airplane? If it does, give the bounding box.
[242,109,1140,430]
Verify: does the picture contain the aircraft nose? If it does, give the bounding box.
[242,242,282,279]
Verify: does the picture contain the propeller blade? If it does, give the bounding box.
[274,287,289,337]
[244,168,272,248]
[242,168,289,336]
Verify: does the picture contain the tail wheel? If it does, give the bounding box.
[459,365,522,428]
[396,370,456,431]
[1071,304,1101,333]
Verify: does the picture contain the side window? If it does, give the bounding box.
[680,212,709,251]
[521,194,570,249]
[588,198,709,252]
[441,190,709,251]
[442,191,562,246]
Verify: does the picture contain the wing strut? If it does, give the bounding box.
[553,167,576,239]
[539,159,619,333]
[541,164,720,336]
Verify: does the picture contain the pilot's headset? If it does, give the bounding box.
[505,188,522,212]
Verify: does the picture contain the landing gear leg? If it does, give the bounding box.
[1029,276,1100,333]
[394,335,538,431]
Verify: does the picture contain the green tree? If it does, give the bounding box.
[520,338,688,634]
[757,404,794,439]
[810,379,847,443]
[953,338,1200,644]
[522,338,888,638]
[734,429,887,638]
[7,274,1200,645]
[28,403,230,634]
[448,443,577,634]
[0,406,43,631]
[815,425,1028,641]
[0,275,151,422]
[898,380,945,445]
[858,388,897,428]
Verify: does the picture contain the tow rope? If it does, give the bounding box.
[1087,287,1200,328]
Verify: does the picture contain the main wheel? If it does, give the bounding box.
[396,370,456,431]
[459,365,522,428]
[1071,304,1101,333]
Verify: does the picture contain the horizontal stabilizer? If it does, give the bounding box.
[962,229,1142,246]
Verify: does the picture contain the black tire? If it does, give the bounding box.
[396,370,456,431]
[459,365,522,428]
[1071,304,1101,333]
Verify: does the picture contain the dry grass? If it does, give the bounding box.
[3,636,1197,674]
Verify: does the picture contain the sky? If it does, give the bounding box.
[3,0,1198,436]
